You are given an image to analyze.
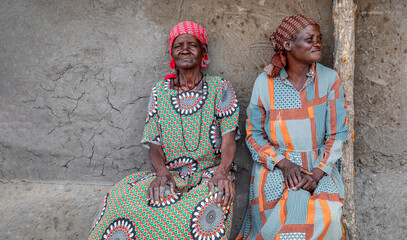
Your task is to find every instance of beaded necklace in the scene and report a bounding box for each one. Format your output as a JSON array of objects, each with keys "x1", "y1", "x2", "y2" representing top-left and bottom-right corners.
[{"x1": 176, "y1": 74, "x2": 206, "y2": 152}]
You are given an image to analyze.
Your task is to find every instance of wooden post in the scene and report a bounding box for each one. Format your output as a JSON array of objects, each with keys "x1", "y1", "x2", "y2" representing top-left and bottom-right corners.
[{"x1": 333, "y1": 0, "x2": 357, "y2": 239}]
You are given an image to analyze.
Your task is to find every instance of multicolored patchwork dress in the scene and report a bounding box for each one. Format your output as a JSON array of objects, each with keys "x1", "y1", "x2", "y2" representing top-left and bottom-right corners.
[
  {"x1": 88, "y1": 75, "x2": 239, "y2": 240},
  {"x1": 236, "y1": 63, "x2": 348, "y2": 240}
]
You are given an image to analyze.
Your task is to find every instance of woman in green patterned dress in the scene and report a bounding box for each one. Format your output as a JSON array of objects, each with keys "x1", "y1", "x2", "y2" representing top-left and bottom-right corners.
[{"x1": 88, "y1": 21, "x2": 240, "y2": 240}]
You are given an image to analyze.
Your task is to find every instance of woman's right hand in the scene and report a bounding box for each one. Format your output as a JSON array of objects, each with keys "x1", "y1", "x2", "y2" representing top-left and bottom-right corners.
[
  {"x1": 147, "y1": 170, "x2": 176, "y2": 205},
  {"x1": 276, "y1": 158, "x2": 313, "y2": 190},
  {"x1": 148, "y1": 144, "x2": 176, "y2": 204}
]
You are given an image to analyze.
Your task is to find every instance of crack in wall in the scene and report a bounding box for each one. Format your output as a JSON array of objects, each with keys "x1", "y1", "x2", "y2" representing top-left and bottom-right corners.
[
  {"x1": 112, "y1": 144, "x2": 140, "y2": 150},
  {"x1": 105, "y1": 89, "x2": 121, "y2": 113},
  {"x1": 87, "y1": 142, "x2": 95, "y2": 165},
  {"x1": 52, "y1": 64, "x2": 74, "y2": 82},
  {"x1": 127, "y1": 95, "x2": 148, "y2": 105}
]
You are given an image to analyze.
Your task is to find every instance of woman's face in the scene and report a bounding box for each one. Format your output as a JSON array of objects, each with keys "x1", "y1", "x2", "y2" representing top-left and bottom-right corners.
[
  {"x1": 287, "y1": 24, "x2": 323, "y2": 64},
  {"x1": 171, "y1": 34, "x2": 207, "y2": 70}
]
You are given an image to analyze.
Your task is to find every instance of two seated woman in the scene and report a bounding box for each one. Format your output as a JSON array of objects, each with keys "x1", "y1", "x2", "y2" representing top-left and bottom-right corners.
[{"x1": 89, "y1": 15, "x2": 348, "y2": 240}]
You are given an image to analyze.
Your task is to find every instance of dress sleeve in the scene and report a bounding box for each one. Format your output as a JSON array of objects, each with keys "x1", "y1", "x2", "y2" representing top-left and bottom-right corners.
[
  {"x1": 141, "y1": 86, "x2": 161, "y2": 149},
  {"x1": 246, "y1": 77, "x2": 286, "y2": 171},
  {"x1": 316, "y1": 72, "x2": 349, "y2": 175},
  {"x1": 215, "y1": 79, "x2": 240, "y2": 139}
]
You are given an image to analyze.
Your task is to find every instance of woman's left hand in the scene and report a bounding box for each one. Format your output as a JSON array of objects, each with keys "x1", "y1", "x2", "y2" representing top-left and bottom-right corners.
[
  {"x1": 294, "y1": 168, "x2": 326, "y2": 193},
  {"x1": 208, "y1": 171, "x2": 235, "y2": 210}
]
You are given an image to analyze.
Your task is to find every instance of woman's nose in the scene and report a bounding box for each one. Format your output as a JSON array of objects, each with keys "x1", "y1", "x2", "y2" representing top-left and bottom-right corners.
[
  {"x1": 181, "y1": 43, "x2": 189, "y2": 51},
  {"x1": 313, "y1": 39, "x2": 322, "y2": 47}
]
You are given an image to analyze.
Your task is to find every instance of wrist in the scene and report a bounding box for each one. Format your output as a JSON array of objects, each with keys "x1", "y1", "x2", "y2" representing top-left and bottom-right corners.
[
  {"x1": 275, "y1": 158, "x2": 290, "y2": 169},
  {"x1": 215, "y1": 165, "x2": 229, "y2": 176},
  {"x1": 156, "y1": 168, "x2": 170, "y2": 177},
  {"x1": 311, "y1": 168, "x2": 325, "y2": 182}
]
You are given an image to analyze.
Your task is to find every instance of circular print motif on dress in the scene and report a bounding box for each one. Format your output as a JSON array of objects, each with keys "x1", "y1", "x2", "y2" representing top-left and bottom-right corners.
[
  {"x1": 201, "y1": 167, "x2": 235, "y2": 184},
  {"x1": 91, "y1": 193, "x2": 109, "y2": 231},
  {"x1": 102, "y1": 218, "x2": 136, "y2": 240},
  {"x1": 190, "y1": 192, "x2": 230, "y2": 240},
  {"x1": 209, "y1": 120, "x2": 222, "y2": 155},
  {"x1": 127, "y1": 173, "x2": 155, "y2": 186},
  {"x1": 147, "y1": 186, "x2": 183, "y2": 208},
  {"x1": 166, "y1": 157, "x2": 198, "y2": 179},
  {"x1": 170, "y1": 81, "x2": 208, "y2": 116},
  {"x1": 215, "y1": 80, "x2": 238, "y2": 119},
  {"x1": 201, "y1": 167, "x2": 216, "y2": 184},
  {"x1": 202, "y1": 167, "x2": 216, "y2": 180},
  {"x1": 146, "y1": 86, "x2": 158, "y2": 123}
]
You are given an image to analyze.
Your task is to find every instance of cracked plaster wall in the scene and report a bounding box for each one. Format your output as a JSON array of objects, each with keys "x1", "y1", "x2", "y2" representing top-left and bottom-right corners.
[
  {"x1": 2, "y1": 0, "x2": 407, "y2": 238},
  {"x1": 0, "y1": 0, "x2": 334, "y2": 183},
  {"x1": 0, "y1": 1, "x2": 334, "y2": 236}
]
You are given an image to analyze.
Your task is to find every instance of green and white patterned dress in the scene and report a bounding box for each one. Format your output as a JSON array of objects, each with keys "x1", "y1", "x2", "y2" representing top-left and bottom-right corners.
[{"x1": 88, "y1": 75, "x2": 239, "y2": 240}]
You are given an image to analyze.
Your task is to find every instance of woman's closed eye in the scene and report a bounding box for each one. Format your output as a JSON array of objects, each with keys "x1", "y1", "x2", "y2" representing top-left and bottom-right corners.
[{"x1": 304, "y1": 36, "x2": 322, "y2": 42}]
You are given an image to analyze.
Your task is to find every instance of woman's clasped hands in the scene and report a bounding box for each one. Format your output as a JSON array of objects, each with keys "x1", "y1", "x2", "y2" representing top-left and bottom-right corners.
[{"x1": 276, "y1": 158, "x2": 325, "y2": 193}]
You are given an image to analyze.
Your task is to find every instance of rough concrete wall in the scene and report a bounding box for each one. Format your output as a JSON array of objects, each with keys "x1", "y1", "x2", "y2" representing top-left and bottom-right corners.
[
  {"x1": 3, "y1": 0, "x2": 407, "y2": 239},
  {"x1": 0, "y1": 0, "x2": 334, "y2": 238},
  {"x1": 354, "y1": 0, "x2": 407, "y2": 239},
  {"x1": 0, "y1": 0, "x2": 334, "y2": 183},
  {"x1": 0, "y1": 0, "x2": 329, "y2": 239}
]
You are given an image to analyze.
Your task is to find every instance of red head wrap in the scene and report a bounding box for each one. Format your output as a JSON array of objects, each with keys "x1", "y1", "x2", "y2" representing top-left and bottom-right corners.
[
  {"x1": 165, "y1": 21, "x2": 208, "y2": 79},
  {"x1": 265, "y1": 14, "x2": 318, "y2": 77}
]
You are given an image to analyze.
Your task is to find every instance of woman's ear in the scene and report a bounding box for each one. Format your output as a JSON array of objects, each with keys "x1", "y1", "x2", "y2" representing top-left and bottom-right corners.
[
  {"x1": 202, "y1": 44, "x2": 208, "y2": 56},
  {"x1": 283, "y1": 40, "x2": 292, "y2": 51}
]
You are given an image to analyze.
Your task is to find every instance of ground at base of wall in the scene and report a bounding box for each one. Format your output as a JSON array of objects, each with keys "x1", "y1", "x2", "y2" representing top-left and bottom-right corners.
[
  {"x1": 0, "y1": 180, "x2": 112, "y2": 240},
  {"x1": 0, "y1": 179, "x2": 248, "y2": 240}
]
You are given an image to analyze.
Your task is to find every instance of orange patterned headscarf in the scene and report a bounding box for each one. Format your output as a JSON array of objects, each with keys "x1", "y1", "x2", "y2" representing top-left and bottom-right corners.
[
  {"x1": 165, "y1": 21, "x2": 209, "y2": 80},
  {"x1": 264, "y1": 14, "x2": 318, "y2": 77}
]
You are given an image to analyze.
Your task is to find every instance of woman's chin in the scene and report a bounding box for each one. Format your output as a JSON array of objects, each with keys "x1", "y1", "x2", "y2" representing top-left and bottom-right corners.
[
  {"x1": 311, "y1": 52, "x2": 322, "y2": 62},
  {"x1": 177, "y1": 63, "x2": 199, "y2": 70}
]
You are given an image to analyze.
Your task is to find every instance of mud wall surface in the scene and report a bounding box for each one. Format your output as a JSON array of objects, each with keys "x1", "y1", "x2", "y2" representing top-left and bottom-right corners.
[
  {"x1": 0, "y1": 0, "x2": 334, "y2": 183},
  {"x1": 354, "y1": 0, "x2": 407, "y2": 239},
  {"x1": 0, "y1": 0, "x2": 334, "y2": 237},
  {"x1": 1, "y1": 0, "x2": 406, "y2": 239}
]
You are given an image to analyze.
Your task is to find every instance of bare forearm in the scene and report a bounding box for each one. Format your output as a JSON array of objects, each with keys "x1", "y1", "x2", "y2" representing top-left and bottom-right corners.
[
  {"x1": 218, "y1": 131, "x2": 236, "y2": 174},
  {"x1": 208, "y1": 130, "x2": 237, "y2": 209},
  {"x1": 148, "y1": 144, "x2": 176, "y2": 203},
  {"x1": 149, "y1": 144, "x2": 169, "y2": 175}
]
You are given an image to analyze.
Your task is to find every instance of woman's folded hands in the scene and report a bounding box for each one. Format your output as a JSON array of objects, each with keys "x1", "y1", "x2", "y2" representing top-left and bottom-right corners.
[{"x1": 276, "y1": 158, "x2": 325, "y2": 193}]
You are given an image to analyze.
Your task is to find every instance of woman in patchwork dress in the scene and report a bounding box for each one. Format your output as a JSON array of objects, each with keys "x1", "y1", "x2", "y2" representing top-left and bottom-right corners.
[
  {"x1": 89, "y1": 21, "x2": 239, "y2": 240},
  {"x1": 236, "y1": 14, "x2": 348, "y2": 240}
]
